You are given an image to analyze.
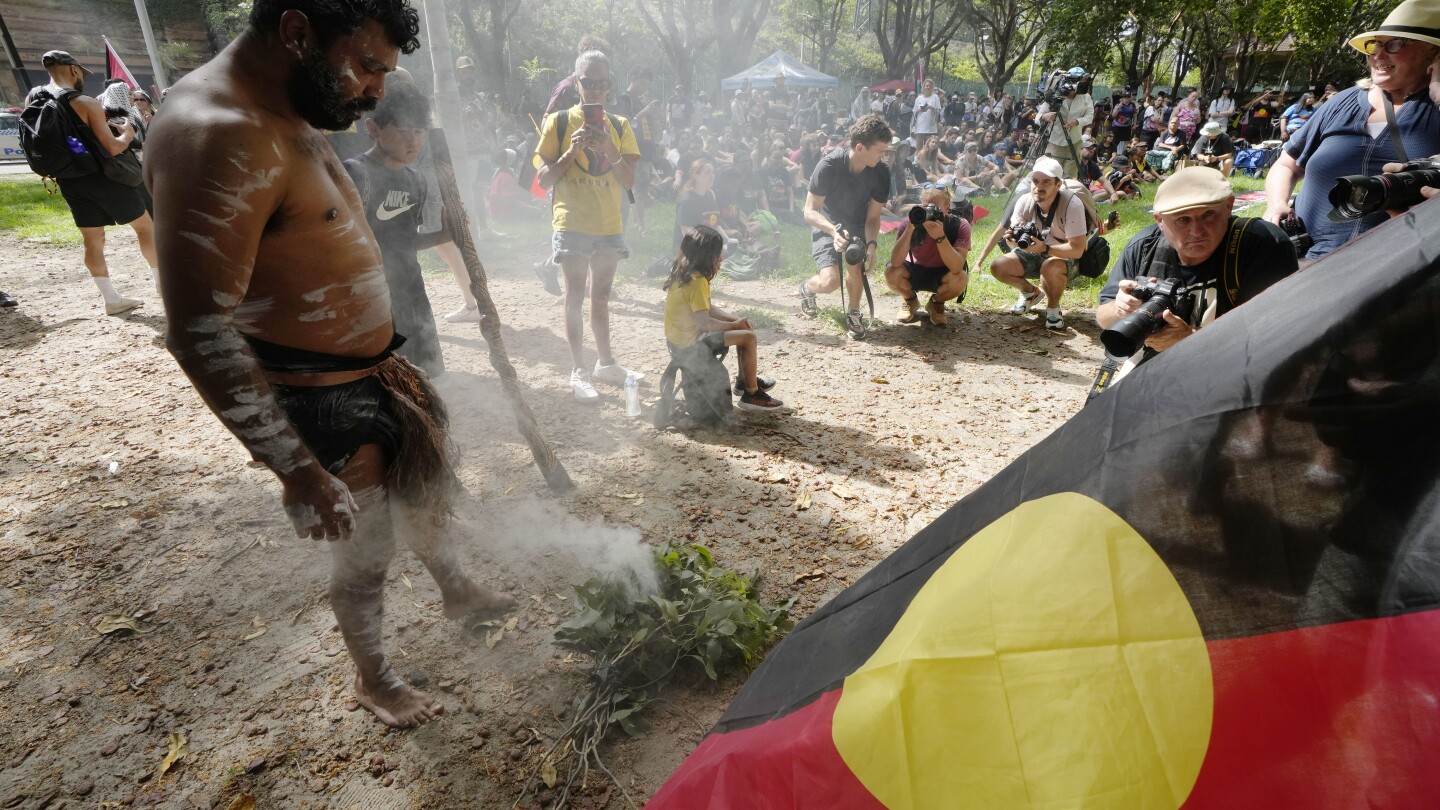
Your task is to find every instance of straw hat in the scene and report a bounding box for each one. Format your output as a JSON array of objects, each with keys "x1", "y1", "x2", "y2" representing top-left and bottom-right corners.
[{"x1": 1349, "y1": 0, "x2": 1440, "y2": 51}]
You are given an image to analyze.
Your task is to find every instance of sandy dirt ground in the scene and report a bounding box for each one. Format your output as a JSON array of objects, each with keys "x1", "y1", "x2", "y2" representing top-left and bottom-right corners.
[{"x1": 0, "y1": 225, "x2": 1104, "y2": 809}]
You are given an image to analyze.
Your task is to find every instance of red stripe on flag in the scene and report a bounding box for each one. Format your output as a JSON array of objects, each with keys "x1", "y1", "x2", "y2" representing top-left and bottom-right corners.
[
  {"x1": 649, "y1": 689, "x2": 883, "y2": 809},
  {"x1": 106, "y1": 40, "x2": 139, "y2": 90},
  {"x1": 1186, "y1": 609, "x2": 1440, "y2": 808}
]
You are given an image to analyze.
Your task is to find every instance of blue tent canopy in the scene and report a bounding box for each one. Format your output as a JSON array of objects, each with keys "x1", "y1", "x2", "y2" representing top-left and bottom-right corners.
[{"x1": 720, "y1": 50, "x2": 838, "y2": 91}]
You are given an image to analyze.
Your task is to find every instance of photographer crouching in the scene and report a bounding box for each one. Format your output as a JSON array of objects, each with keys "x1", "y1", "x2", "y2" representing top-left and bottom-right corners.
[
  {"x1": 990, "y1": 158, "x2": 1087, "y2": 331},
  {"x1": 885, "y1": 185, "x2": 970, "y2": 326},
  {"x1": 1096, "y1": 168, "x2": 1298, "y2": 359}
]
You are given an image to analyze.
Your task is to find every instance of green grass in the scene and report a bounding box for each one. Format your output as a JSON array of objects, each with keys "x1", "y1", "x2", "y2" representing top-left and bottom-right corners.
[{"x1": 0, "y1": 176, "x2": 84, "y2": 246}]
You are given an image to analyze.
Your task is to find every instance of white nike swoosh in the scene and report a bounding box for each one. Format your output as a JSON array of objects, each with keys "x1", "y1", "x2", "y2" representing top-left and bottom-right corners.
[{"x1": 376, "y1": 202, "x2": 416, "y2": 221}]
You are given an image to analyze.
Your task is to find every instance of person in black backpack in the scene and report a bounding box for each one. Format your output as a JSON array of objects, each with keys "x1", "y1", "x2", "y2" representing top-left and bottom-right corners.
[{"x1": 25, "y1": 50, "x2": 154, "y2": 315}]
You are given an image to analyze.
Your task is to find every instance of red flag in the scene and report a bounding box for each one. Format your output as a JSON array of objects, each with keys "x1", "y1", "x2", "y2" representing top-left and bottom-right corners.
[{"x1": 104, "y1": 37, "x2": 139, "y2": 90}]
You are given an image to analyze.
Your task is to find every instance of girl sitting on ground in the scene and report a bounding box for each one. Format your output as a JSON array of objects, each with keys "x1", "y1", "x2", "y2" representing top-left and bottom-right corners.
[{"x1": 663, "y1": 225, "x2": 784, "y2": 413}]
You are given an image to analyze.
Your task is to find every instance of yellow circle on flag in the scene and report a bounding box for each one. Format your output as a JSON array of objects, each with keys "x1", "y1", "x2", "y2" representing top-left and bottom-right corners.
[{"x1": 832, "y1": 492, "x2": 1212, "y2": 809}]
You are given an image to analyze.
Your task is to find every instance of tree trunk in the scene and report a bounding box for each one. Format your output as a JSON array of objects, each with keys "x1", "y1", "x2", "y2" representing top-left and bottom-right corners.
[{"x1": 712, "y1": 0, "x2": 771, "y2": 88}]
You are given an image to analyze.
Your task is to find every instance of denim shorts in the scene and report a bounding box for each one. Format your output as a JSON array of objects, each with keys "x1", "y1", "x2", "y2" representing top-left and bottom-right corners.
[{"x1": 552, "y1": 230, "x2": 630, "y2": 261}]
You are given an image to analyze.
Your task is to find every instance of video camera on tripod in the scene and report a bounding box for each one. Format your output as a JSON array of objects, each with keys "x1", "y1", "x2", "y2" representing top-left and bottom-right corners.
[{"x1": 1037, "y1": 67, "x2": 1093, "y2": 108}]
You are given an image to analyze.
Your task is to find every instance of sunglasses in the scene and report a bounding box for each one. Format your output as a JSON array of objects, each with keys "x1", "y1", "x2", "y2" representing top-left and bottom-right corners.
[
  {"x1": 1359, "y1": 37, "x2": 1411, "y2": 55},
  {"x1": 577, "y1": 76, "x2": 612, "y2": 90}
]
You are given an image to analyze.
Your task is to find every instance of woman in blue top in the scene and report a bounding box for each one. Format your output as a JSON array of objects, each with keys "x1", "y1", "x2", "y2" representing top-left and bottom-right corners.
[
  {"x1": 1264, "y1": 0, "x2": 1440, "y2": 260},
  {"x1": 1278, "y1": 93, "x2": 1316, "y2": 140}
]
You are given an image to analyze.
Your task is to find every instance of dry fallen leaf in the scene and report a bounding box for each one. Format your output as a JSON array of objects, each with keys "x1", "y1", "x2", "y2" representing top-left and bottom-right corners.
[
  {"x1": 766, "y1": 471, "x2": 789, "y2": 483},
  {"x1": 1022, "y1": 347, "x2": 1050, "y2": 356},
  {"x1": 503, "y1": 485, "x2": 517, "y2": 495},
  {"x1": 870, "y1": 377, "x2": 889, "y2": 384},
  {"x1": 831, "y1": 484, "x2": 857, "y2": 501},
  {"x1": 792, "y1": 569, "x2": 827, "y2": 585},
  {"x1": 793, "y1": 490, "x2": 812, "y2": 511},
  {"x1": 503, "y1": 616, "x2": 519, "y2": 633},
  {"x1": 485, "y1": 627, "x2": 504, "y2": 650},
  {"x1": 851, "y1": 535, "x2": 873, "y2": 549},
  {"x1": 242, "y1": 616, "x2": 267, "y2": 642},
  {"x1": 156, "y1": 731, "x2": 188, "y2": 785},
  {"x1": 224, "y1": 796, "x2": 256, "y2": 810},
  {"x1": 401, "y1": 573, "x2": 414, "y2": 592},
  {"x1": 95, "y1": 614, "x2": 155, "y2": 637},
  {"x1": 101, "y1": 498, "x2": 131, "y2": 509},
  {"x1": 540, "y1": 759, "x2": 558, "y2": 788}
]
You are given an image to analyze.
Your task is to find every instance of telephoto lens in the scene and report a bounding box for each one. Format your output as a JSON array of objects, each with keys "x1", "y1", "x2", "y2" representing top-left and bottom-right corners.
[
  {"x1": 1099, "y1": 278, "x2": 1192, "y2": 357},
  {"x1": 1328, "y1": 160, "x2": 1440, "y2": 221}
]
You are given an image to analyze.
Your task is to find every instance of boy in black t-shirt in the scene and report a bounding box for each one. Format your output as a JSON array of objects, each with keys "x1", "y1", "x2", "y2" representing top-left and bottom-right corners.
[
  {"x1": 343, "y1": 82, "x2": 455, "y2": 378},
  {"x1": 797, "y1": 114, "x2": 893, "y2": 339}
]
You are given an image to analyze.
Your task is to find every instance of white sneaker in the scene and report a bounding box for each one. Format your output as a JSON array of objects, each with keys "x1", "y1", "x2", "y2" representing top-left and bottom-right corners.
[
  {"x1": 1045, "y1": 310, "x2": 1066, "y2": 330},
  {"x1": 570, "y1": 368, "x2": 600, "y2": 403},
  {"x1": 444, "y1": 304, "x2": 480, "y2": 324},
  {"x1": 1009, "y1": 287, "x2": 1042, "y2": 316},
  {"x1": 105, "y1": 298, "x2": 143, "y2": 316},
  {"x1": 593, "y1": 360, "x2": 643, "y2": 387}
]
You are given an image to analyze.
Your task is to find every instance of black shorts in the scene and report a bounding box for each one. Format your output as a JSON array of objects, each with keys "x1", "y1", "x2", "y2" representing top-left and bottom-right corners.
[
  {"x1": 902, "y1": 260, "x2": 952, "y2": 293},
  {"x1": 56, "y1": 171, "x2": 147, "y2": 228},
  {"x1": 272, "y1": 375, "x2": 404, "y2": 475}
]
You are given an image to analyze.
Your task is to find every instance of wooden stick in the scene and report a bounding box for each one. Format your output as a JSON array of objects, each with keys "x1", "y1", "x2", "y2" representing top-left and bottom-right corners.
[{"x1": 429, "y1": 131, "x2": 572, "y2": 492}]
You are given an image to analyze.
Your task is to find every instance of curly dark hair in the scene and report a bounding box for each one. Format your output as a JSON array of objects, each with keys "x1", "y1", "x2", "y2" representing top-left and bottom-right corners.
[
  {"x1": 847, "y1": 113, "x2": 892, "y2": 149},
  {"x1": 250, "y1": 0, "x2": 422, "y2": 54},
  {"x1": 370, "y1": 79, "x2": 430, "y2": 128}
]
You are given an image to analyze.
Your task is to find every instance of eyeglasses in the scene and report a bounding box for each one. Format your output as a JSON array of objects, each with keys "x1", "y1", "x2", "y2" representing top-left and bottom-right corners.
[
  {"x1": 577, "y1": 76, "x2": 612, "y2": 90},
  {"x1": 1359, "y1": 37, "x2": 1411, "y2": 55}
]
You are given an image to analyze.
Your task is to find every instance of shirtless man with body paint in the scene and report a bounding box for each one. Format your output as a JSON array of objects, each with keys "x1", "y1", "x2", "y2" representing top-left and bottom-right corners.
[{"x1": 145, "y1": 0, "x2": 514, "y2": 729}]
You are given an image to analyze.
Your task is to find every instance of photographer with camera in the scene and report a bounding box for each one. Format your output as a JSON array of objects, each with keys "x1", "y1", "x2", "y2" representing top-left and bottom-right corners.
[
  {"x1": 1036, "y1": 68, "x2": 1094, "y2": 179},
  {"x1": 989, "y1": 158, "x2": 1087, "y2": 331},
  {"x1": 1097, "y1": 168, "x2": 1297, "y2": 357},
  {"x1": 1263, "y1": 0, "x2": 1440, "y2": 260},
  {"x1": 798, "y1": 114, "x2": 893, "y2": 340},
  {"x1": 885, "y1": 185, "x2": 971, "y2": 326}
]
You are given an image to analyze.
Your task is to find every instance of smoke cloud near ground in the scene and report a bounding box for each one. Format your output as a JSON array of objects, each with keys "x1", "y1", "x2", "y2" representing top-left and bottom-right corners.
[{"x1": 460, "y1": 494, "x2": 661, "y2": 600}]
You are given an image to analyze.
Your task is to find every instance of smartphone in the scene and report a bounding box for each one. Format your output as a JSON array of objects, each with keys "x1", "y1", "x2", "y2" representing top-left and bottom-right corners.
[{"x1": 582, "y1": 103, "x2": 605, "y2": 129}]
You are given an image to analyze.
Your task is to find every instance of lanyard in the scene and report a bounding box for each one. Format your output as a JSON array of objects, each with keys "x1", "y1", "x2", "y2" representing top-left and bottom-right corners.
[{"x1": 1382, "y1": 93, "x2": 1410, "y2": 163}]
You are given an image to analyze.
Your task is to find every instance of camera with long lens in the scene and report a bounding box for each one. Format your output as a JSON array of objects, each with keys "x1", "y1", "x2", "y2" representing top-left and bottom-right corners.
[
  {"x1": 1327, "y1": 159, "x2": 1440, "y2": 221},
  {"x1": 1010, "y1": 222, "x2": 1045, "y2": 251},
  {"x1": 838, "y1": 230, "x2": 867, "y2": 266},
  {"x1": 1100, "y1": 277, "x2": 1198, "y2": 357},
  {"x1": 1278, "y1": 215, "x2": 1313, "y2": 258},
  {"x1": 908, "y1": 203, "x2": 945, "y2": 244}
]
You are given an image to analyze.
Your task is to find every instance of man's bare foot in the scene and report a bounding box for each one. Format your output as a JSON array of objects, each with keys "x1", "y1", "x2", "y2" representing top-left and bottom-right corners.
[
  {"x1": 442, "y1": 580, "x2": 518, "y2": 622},
  {"x1": 354, "y1": 674, "x2": 444, "y2": 729}
]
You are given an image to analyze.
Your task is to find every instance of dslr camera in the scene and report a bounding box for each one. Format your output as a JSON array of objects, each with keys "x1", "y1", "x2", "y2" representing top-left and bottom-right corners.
[
  {"x1": 1100, "y1": 277, "x2": 1198, "y2": 357},
  {"x1": 907, "y1": 203, "x2": 946, "y2": 244},
  {"x1": 1327, "y1": 159, "x2": 1440, "y2": 220},
  {"x1": 1010, "y1": 222, "x2": 1046, "y2": 251},
  {"x1": 837, "y1": 229, "x2": 868, "y2": 266},
  {"x1": 1278, "y1": 215, "x2": 1313, "y2": 258}
]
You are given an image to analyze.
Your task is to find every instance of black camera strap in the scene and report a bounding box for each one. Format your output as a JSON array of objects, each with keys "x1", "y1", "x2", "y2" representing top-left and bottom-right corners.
[{"x1": 1382, "y1": 93, "x2": 1410, "y2": 163}]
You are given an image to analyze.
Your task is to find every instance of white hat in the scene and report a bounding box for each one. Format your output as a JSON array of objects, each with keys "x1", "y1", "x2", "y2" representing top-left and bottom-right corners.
[
  {"x1": 1200, "y1": 121, "x2": 1224, "y2": 137},
  {"x1": 1350, "y1": 0, "x2": 1440, "y2": 51},
  {"x1": 1031, "y1": 156, "x2": 1064, "y2": 180},
  {"x1": 1081, "y1": 135, "x2": 1096, "y2": 148}
]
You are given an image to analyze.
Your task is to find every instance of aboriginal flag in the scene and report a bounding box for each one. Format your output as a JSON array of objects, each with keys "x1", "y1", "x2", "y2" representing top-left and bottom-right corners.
[
  {"x1": 652, "y1": 202, "x2": 1440, "y2": 809},
  {"x1": 103, "y1": 37, "x2": 138, "y2": 90}
]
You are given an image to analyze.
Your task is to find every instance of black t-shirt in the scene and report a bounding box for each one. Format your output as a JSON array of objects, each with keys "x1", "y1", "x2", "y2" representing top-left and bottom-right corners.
[
  {"x1": 1098, "y1": 217, "x2": 1298, "y2": 319},
  {"x1": 674, "y1": 189, "x2": 721, "y2": 250},
  {"x1": 808, "y1": 147, "x2": 890, "y2": 234},
  {"x1": 1080, "y1": 156, "x2": 1104, "y2": 184},
  {"x1": 1192, "y1": 133, "x2": 1234, "y2": 157}
]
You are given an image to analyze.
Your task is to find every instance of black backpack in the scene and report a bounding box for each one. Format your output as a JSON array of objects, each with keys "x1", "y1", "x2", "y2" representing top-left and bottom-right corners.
[
  {"x1": 655, "y1": 340, "x2": 732, "y2": 429},
  {"x1": 19, "y1": 87, "x2": 100, "y2": 180}
]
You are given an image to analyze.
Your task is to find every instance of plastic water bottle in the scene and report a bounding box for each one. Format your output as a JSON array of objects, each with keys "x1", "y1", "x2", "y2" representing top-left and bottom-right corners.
[{"x1": 624, "y1": 373, "x2": 641, "y2": 417}]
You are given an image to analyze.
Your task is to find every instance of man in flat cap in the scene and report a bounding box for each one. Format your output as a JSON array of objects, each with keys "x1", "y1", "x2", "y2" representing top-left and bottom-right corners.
[
  {"x1": 29, "y1": 49, "x2": 155, "y2": 315},
  {"x1": 1097, "y1": 167, "x2": 1298, "y2": 353}
]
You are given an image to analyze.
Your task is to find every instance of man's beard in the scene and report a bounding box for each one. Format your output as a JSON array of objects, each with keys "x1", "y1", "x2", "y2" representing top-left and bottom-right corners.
[{"x1": 288, "y1": 50, "x2": 376, "y2": 131}]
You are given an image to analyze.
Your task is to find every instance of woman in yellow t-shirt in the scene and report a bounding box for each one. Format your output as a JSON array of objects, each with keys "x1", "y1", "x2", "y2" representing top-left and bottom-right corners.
[{"x1": 663, "y1": 226, "x2": 785, "y2": 412}]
